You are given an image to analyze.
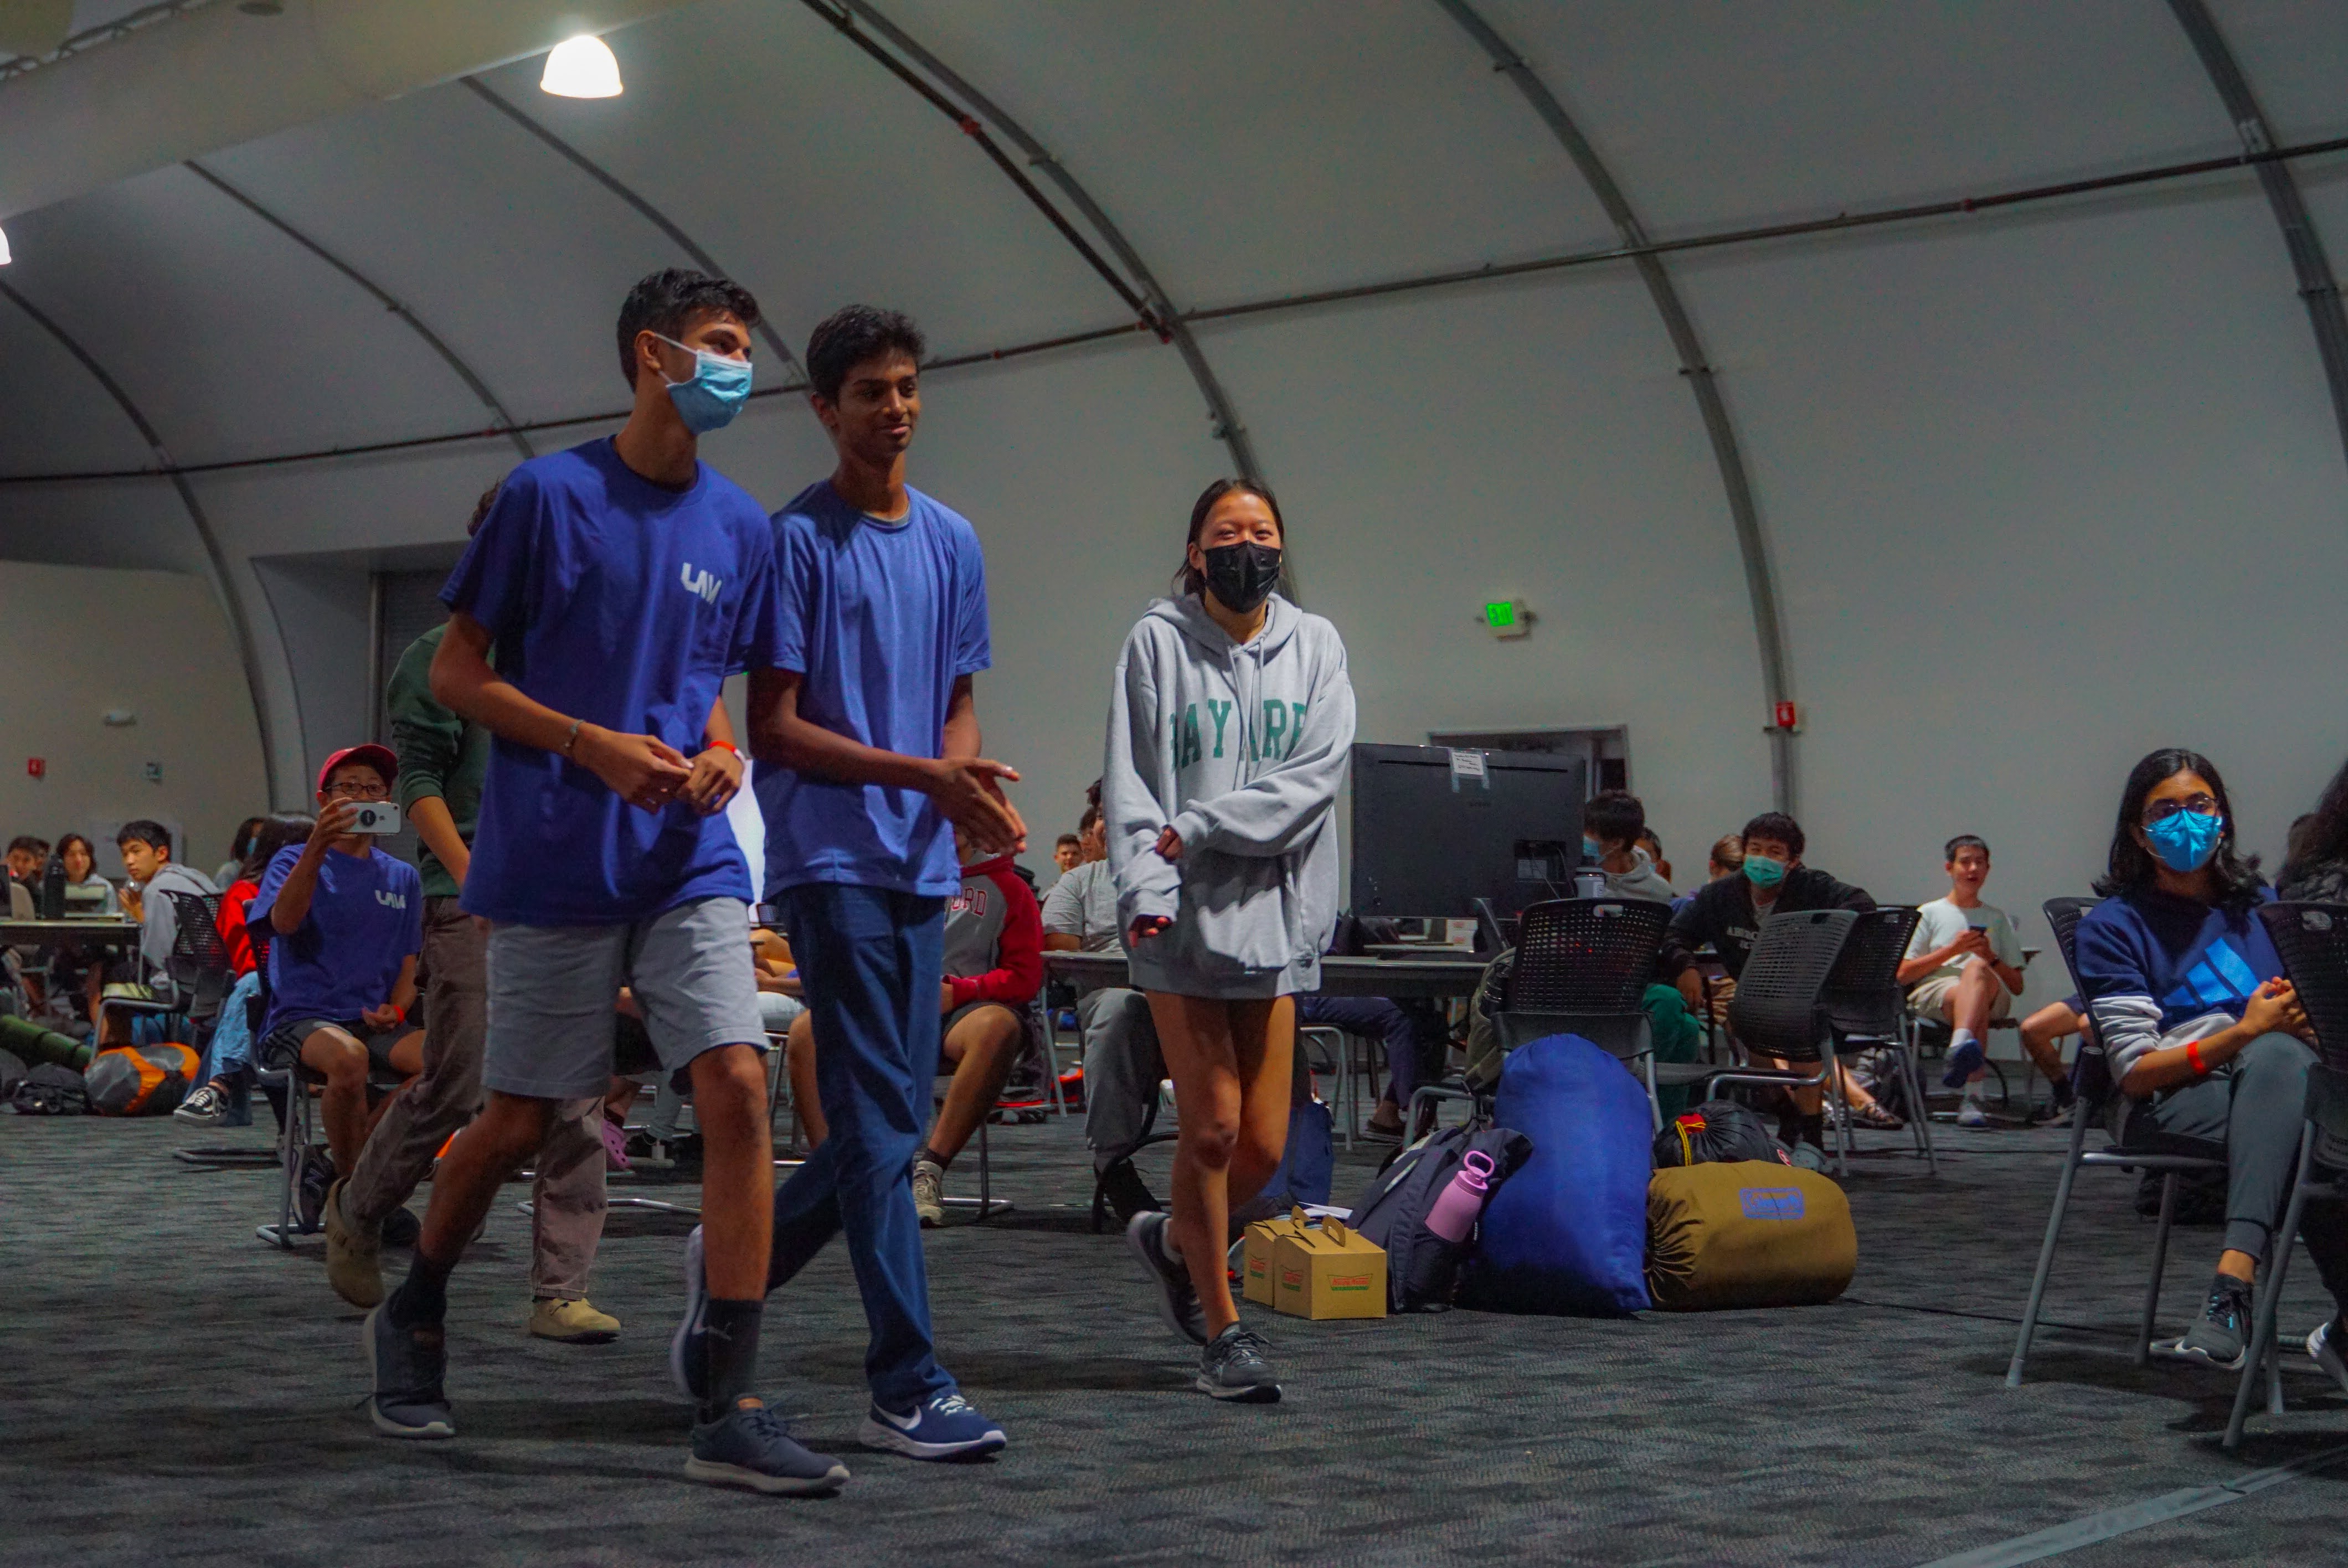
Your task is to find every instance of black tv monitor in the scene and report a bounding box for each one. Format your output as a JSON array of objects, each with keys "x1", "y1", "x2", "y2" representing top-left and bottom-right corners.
[{"x1": 1348, "y1": 744, "x2": 1588, "y2": 922}]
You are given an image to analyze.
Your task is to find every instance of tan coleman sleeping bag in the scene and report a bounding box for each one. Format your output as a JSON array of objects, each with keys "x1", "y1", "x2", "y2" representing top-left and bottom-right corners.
[{"x1": 1646, "y1": 1160, "x2": 1856, "y2": 1311}]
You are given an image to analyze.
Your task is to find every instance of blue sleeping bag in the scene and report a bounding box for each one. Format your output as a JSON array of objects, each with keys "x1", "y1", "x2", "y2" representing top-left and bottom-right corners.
[
  {"x1": 1463, "y1": 1033, "x2": 1654, "y2": 1316},
  {"x1": 1232, "y1": 1100, "x2": 1336, "y2": 1224}
]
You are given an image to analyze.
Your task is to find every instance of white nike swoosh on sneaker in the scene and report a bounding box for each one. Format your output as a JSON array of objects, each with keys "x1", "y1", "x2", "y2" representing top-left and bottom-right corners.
[{"x1": 873, "y1": 1404, "x2": 923, "y2": 1432}]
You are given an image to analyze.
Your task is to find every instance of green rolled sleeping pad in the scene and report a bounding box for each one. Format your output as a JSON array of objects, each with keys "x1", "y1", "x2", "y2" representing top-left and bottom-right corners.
[{"x1": 0, "y1": 1014, "x2": 94, "y2": 1071}]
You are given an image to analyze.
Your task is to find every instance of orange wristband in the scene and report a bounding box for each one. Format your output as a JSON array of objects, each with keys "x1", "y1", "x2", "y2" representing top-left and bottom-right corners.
[{"x1": 2185, "y1": 1039, "x2": 2207, "y2": 1076}]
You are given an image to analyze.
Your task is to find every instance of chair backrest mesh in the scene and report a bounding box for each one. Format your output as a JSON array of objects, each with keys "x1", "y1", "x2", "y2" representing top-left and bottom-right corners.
[
  {"x1": 163, "y1": 890, "x2": 230, "y2": 1017},
  {"x1": 1725, "y1": 908, "x2": 1856, "y2": 1062},
  {"x1": 2043, "y1": 896, "x2": 2102, "y2": 1000},
  {"x1": 2259, "y1": 902, "x2": 2348, "y2": 1075},
  {"x1": 1819, "y1": 905, "x2": 1922, "y2": 1038},
  {"x1": 1503, "y1": 896, "x2": 1671, "y2": 1014}
]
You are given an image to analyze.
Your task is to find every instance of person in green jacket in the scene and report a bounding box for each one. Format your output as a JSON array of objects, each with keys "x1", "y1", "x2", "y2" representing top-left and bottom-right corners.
[{"x1": 325, "y1": 489, "x2": 624, "y2": 1345}]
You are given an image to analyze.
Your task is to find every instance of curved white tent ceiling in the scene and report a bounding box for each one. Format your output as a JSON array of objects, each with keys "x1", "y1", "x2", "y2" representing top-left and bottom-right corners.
[{"x1": 4, "y1": 0, "x2": 2347, "y2": 929}]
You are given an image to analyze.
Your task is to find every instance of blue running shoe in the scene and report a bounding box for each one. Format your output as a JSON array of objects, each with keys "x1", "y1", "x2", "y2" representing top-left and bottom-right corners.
[
  {"x1": 859, "y1": 1391, "x2": 1007, "y2": 1460},
  {"x1": 687, "y1": 1399, "x2": 849, "y2": 1496},
  {"x1": 670, "y1": 1224, "x2": 708, "y2": 1404},
  {"x1": 362, "y1": 1303, "x2": 455, "y2": 1439},
  {"x1": 1940, "y1": 1037, "x2": 1985, "y2": 1089}
]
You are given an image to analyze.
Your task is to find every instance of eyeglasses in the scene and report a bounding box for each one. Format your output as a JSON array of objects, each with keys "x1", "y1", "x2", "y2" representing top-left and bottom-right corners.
[
  {"x1": 2142, "y1": 795, "x2": 2220, "y2": 826},
  {"x1": 326, "y1": 782, "x2": 390, "y2": 801}
]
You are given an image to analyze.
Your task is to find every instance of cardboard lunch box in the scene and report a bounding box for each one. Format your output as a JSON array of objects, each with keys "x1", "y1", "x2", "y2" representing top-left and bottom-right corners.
[
  {"x1": 1271, "y1": 1216, "x2": 1388, "y2": 1321},
  {"x1": 1242, "y1": 1208, "x2": 1316, "y2": 1306}
]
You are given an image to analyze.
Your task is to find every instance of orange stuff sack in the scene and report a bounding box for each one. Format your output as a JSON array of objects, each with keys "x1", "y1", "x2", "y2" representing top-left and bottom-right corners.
[{"x1": 84, "y1": 1043, "x2": 200, "y2": 1116}]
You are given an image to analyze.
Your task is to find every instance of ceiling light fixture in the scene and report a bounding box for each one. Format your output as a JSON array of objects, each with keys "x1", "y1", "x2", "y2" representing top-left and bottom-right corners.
[{"x1": 540, "y1": 35, "x2": 621, "y2": 98}]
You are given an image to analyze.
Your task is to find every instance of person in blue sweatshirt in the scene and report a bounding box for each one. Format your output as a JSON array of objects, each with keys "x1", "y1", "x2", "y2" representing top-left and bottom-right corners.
[{"x1": 2074, "y1": 746, "x2": 2348, "y2": 1381}]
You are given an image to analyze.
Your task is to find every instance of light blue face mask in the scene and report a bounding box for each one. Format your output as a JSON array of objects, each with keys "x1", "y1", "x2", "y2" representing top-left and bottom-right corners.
[
  {"x1": 653, "y1": 332, "x2": 752, "y2": 434},
  {"x1": 1582, "y1": 835, "x2": 1602, "y2": 862},
  {"x1": 1743, "y1": 854, "x2": 1788, "y2": 889},
  {"x1": 2145, "y1": 809, "x2": 2225, "y2": 874}
]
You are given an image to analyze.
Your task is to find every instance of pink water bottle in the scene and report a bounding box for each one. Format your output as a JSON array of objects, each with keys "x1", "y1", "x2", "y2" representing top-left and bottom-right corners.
[{"x1": 1424, "y1": 1150, "x2": 1497, "y2": 1242}]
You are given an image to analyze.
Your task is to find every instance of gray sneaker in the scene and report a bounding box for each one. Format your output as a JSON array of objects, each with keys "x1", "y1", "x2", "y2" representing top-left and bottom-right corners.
[
  {"x1": 1125, "y1": 1210, "x2": 1206, "y2": 1345},
  {"x1": 173, "y1": 1083, "x2": 228, "y2": 1126},
  {"x1": 362, "y1": 1303, "x2": 455, "y2": 1438},
  {"x1": 2308, "y1": 1316, "x2": 2348, "y2": 1395},
  {"x1": 2170, "y1": 1275, "x2": 2251, "y2": 1370},
  {"x1": 1196, "y1": 1325, "x2": 1281, "y2": 1403}
]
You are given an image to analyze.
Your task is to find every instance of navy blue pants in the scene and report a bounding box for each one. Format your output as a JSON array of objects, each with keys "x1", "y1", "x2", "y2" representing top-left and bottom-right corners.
[
  {"x1": 768, "y1": 883, "x2": 955, "y2": 1413},
  {"x1": 1297, "y1": 995, "x2": 1439, "y2": 1101}
]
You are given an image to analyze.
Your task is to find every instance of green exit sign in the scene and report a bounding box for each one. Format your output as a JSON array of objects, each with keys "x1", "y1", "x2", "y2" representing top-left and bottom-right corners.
[{"x1": 1482, "y1": 600, "x2": 1530, "y2": 639}]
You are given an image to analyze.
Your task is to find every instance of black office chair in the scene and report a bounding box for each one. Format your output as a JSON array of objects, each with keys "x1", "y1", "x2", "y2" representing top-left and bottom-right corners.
[
  {"x1": 2005, "y1": 898, "x2": 2240, "y2": 1389},
  {"x1": 1704, "y1": 908, "x2": 1858, "y2": 1175},
  {"x1": 1819, "y1": 906, "x2": 1934, "y2": 1172},
  {"x1": 101, "y1": 890, "x2": 230, "y2": 1044},
  {"x1": 2223, "y1": 901, "x2": 2348, "y2": 1448},
  {"x1": 1494, "y1": 896, "x2": 1671, "y2": 1127}
]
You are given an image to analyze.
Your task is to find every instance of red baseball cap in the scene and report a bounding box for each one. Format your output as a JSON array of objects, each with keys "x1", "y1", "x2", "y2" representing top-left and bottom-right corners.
[{"x1": 317, "y1": 744, "x2": 399, "y2": 796}]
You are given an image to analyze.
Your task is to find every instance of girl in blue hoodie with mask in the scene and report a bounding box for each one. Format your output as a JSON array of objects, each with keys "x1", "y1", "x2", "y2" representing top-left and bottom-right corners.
[
  {"x1": 2074, "y1": 747, "x2": 2348, "y2": 1381},
  {"x1": 1105, "y1": 478, "x2": 1356, "y2": 1403}
]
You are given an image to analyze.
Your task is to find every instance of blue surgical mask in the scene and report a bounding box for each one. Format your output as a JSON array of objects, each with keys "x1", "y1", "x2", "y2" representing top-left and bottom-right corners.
[
  {"x1": 1582, "y1": 835, "x2": 1602, "y2": 862},
  {"x1": 1743, "y1": 854, "x2": 1788, "y2": 889},
  {"x1": 2145, "y1": 810, "x2": 2225, "y2": 874},
  {"x1": 653, "y1": 333, "x2": 752, "y2": 434}
]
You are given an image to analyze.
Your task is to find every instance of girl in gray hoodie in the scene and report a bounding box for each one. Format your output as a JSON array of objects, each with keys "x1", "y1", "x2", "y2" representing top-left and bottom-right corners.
[{"x1": 1104, "y1": 478, "x2": 1355, "y2": 1402}]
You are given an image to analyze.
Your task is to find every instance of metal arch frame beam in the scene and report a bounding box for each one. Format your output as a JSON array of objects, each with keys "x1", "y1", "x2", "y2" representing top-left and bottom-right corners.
[
  {"x1": 459, "y1": 76, "x2": 809, "y2": 384},
  {"x1": 1430, "y1": 0, "x2": 1796, "y2": 811},
  {"x1": 828, "y1": 0, "x2": 1265, "y2": 485},
  {"x1": 0, "y1": 278, "x2": 287, "y2": 804},
  {"x1": 2166, "y1": 0, "x2": 2348, "y2": 473},
  {"x1": 183, "y1": 161, "x2": 534, "y2": 460}
]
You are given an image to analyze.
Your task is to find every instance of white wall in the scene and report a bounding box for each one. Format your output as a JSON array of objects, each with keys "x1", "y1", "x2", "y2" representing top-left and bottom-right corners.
[{"x1": 0, "y1": 561, "x2": 269, "y2": 878}]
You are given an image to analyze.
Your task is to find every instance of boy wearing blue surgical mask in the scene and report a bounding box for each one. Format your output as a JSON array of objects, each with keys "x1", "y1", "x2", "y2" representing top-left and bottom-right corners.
[
  {"x1": 1582, "y1": 789, "x2": 1676, "y2": 904},
  {"x1": 1659, "y1": 811, "x2": 1875, "y2": 1149},
  {"x1": 372, "y1": 270, "x2": 845, "y2": 1497}
]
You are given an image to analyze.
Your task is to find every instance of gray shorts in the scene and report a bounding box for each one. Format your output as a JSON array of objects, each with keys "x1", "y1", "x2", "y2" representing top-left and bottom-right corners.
[{"x1": 483, "y1": 896, "x2": 769, "y2": 1101}]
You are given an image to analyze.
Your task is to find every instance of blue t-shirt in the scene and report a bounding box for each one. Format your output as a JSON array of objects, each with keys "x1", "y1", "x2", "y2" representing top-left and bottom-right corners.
[
  {"x1": 249, "y1": 844, "x2": 423, "y2": 1034},
  {"x1": 756, "y1": 481, "x2": 991, "y2": 898},
  {"x1": 441, "y1": 438, "x2": 774, "y2": 925},
  {"x1": 2073, "y1": 885, "x2": 2282, "y2": 1033}
]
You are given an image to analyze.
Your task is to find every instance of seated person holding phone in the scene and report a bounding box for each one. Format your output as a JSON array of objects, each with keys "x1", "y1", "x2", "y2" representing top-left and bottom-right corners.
[
  {"x1": 1901, "y1": 834, "x2": 2030, "y2": 1128},
  {"x1": 251, "y1": 746, "x2": 426, "y2": 1185}
]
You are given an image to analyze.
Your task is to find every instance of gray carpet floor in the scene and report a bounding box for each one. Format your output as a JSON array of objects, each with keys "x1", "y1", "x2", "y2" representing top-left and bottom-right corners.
[{"x1": 6, "y1": 1105, "x2": 2348, "y2": 1567}]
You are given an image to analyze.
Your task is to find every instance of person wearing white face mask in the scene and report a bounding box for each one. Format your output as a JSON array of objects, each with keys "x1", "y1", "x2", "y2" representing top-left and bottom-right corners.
[{"x1": 1658, "y1": 810, "x2": 1875, "y2": 1152}]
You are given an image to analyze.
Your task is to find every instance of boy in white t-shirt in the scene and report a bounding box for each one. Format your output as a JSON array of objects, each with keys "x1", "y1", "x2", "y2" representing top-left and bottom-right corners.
[{"x1": 1898, "y1": 834, "x2": 2027, "y2": 1127}]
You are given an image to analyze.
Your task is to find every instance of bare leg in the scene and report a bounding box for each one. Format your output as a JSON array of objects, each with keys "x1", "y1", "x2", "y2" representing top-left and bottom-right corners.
[
  {"x1": 689, "y1": 1043, "x2": 773, "y2": 1299},
  {"x1": 926, "y1": 1006, "x2": 1023, "y2": 1164},
  {"x1": 785, "y1": 1010, "x2": 825, "y2": 1148},
  {"x1": 415, "y1": 1091, "x2": 557, "y2": 1266},
  {"x1": 1223, "y1": 998, "x2": 1294, "y2": 1214},
  {"x1": 362, "y1": 1029, "x2": 429, "y2": 1140},
  {"x1": 300, "y1": 1027, "x2": 373, "y2": 1175},
  {"x1": 1149, "y1": 993, "x2": 1245, "y2": 1339},
  {"x1": 1950, "y1": 959, "x2": 2005, "y2": 1082},
  {"x1": 2019, "y1": 1002, "x2": 2079, "y2": 1089}
]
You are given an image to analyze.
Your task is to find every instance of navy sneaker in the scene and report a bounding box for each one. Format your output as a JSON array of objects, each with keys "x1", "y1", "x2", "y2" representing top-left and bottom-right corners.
[
  {"x1": 1940, "y1": 1037, "x2": 1985, "y2": 1089},
  {"x1": 686, "y1": 1398, "x2": 849, "y2": 1495},
  {"x1": 362, "y1": 1303, "x2": 455, "y2": 1438},
  {"x1": 1126, "y1": 1210, "x2": 1207, "y2": 1345},
  {"x1": 2169, "y1": 1274, "x2": 2252, "y2": 1370},
  {"x1": 2308, "y1": 1316, "x2": 2348, "y2": 1395},
  {"x1": 670, "y1": 1224, "x2": 709, "y2": 1404},
  {"x1": 859, "y1": 1391, "x2": 1007, "y2": 1460},
  {"x1": 1197, "y1": 1324, "x2": 1281, "y2": 1403}
]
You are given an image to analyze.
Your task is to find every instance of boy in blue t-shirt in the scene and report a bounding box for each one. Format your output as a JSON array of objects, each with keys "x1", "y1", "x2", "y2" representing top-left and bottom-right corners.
[
  {"x1": 249, "y1": 745, "x2": 425, "y2": 1186},
  {"x1": 684, "y1": 305, "x2": 1022, "y2": 1462},
  {"x1": 368, "y1": 270, "x2": 848, "y2": 1498}
]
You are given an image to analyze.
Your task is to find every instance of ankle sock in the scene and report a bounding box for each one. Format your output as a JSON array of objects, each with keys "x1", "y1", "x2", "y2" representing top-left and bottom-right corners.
[
  {"x1": 387, "y1": 1247, "x2": 453, "y2": 1329},
  {"x1": 699, "y1": 1297, "x2": 764, "y2": 1423},
  {"x1": 918, "y1": 1147, "x2": 949, "y2": 1173}
]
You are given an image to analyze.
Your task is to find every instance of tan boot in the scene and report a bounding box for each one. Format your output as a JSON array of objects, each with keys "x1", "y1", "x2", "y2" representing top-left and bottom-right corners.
[
  {"x1": 323, "y1": 1177, "x2": 384, "y2": 1308},
  {"x1": 530, "y1": 1297, "x2": 621, "y2": 1343}
]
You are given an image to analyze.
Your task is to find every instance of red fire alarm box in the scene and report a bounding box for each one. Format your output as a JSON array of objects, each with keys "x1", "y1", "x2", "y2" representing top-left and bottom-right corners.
[
  {"x1": 25, "y1": 758, "x2": 43, "y2": 779},
  {"x1": 1773, "y1": 702, "x2": 1799, "y2": 731}
]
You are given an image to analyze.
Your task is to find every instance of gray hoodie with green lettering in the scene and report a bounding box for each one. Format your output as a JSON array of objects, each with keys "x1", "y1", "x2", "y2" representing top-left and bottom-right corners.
[{"x1": 1104, "y1": 592, "x2": 1356, "y2": 998}]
